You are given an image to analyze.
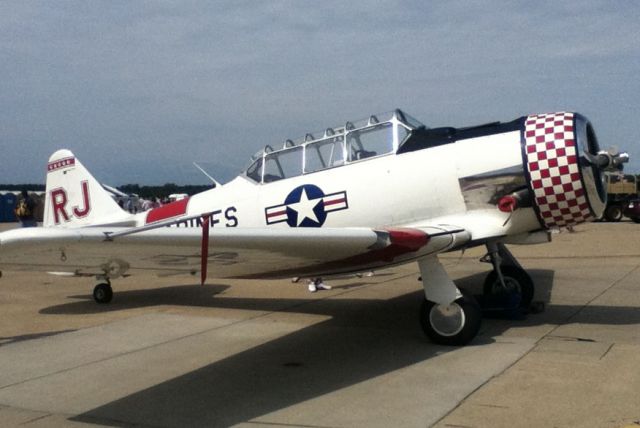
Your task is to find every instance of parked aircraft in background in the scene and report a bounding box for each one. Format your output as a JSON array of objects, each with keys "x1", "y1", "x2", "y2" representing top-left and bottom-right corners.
[{"x1": 0, "y1": 109, "x2": 628, "y2": 345}]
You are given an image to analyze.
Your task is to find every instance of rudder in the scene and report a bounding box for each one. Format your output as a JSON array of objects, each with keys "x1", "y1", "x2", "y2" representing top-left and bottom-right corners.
[{"x1": 44, "y1": 149, "x2": 135, "y2": 228}]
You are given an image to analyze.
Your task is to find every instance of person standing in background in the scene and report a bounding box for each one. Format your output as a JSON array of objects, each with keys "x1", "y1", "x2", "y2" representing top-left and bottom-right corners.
[{"x1": 14, "y1": 190, "x2": 37, "y2": 227}]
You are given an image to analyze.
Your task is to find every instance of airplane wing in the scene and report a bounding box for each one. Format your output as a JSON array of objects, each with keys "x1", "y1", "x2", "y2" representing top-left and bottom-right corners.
[{"x1": 0, "y1": 225, "x2": 469, "y2": 280}]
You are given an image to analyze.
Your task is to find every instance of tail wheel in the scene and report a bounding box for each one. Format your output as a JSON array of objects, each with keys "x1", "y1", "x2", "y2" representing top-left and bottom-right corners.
[
  {"x1": 420, "y1": 290, "x2": 482, "y2": 346},
  {"x1": 483, "y1": 266, "x2": 534, "y2": 309},
  {"x1": 93, "y1": 283, "x2": 113, "y2": 304},
  {"x1": 604, "y1": 205, "x2": 623, "y2": 222}
]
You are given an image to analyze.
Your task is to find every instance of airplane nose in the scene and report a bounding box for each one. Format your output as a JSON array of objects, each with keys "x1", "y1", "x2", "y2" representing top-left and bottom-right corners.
[{"x1": 521, "y1": 112, "x2": 628, "y2": 229}]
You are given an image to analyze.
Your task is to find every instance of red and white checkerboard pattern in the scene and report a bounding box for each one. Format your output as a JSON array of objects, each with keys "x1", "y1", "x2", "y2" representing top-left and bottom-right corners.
[{"x1": 524, "y1": 112, "x2": 593, "y2": 228}]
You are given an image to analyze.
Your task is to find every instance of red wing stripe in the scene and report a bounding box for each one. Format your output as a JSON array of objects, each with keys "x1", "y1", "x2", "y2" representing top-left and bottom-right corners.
[
  {"x1": 146, "y1": 198, "x2": 190, "y2": 224},
  {"x1": 241, "y1": 228, "x2": 431, "y2": 279}
]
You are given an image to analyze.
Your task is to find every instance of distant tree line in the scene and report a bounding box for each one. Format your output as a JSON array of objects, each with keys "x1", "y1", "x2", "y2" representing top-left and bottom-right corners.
[
  {"x1": 0, "y1": 184, "x2": 45, "y2": 192},
  {"x1": 1, "y1": 183, "x2": 213, "y2": 199},
  {"x1": 114, "y1": 183, "x2": 213, "y2": 199}
]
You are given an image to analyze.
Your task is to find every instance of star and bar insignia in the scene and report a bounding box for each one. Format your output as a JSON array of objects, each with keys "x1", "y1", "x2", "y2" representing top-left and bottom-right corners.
[{"x1": 265, "y1": 184, "x2": 348, "y2": 227}]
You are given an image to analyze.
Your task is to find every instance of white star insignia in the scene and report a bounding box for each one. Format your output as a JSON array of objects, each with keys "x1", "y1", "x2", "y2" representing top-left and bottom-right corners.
[{"x1": 288, "y1": 188, "x2": 321, "y2": 226}]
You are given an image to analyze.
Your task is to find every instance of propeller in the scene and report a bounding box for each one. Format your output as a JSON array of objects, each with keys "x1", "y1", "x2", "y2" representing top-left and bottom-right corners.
[{"x1": 583, "y1": 147, "x2": 629, "y2": 171}]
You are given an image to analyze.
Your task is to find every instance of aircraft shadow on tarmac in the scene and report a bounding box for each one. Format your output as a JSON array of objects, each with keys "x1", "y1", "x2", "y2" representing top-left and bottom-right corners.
[
  {"x1": 66, "y1": 287, "x2": 472, "y2": 427},
  {"x1": 0, "y1": 329, "x2": 76, "y2": 347},
  {"x1": 32, "y1": 269, "x2": 638, "y2": 427},
  {"x1": 40, "y1": 269, "x2": 640, "y2": 329}
]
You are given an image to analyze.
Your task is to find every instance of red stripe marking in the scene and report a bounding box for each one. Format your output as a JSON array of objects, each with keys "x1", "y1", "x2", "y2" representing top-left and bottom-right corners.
[
  {"x1": 267, "y1": 209, "x2": 287, "y2": 218},
  {"x1": 200, "y1": 213, "x2": 210, "y2": 285},
  {"x1": 145, "y1": 198, "x2": 189, "y2": 224},
  {"x1": 323, "y1": 198, "x2": 346, "y2": 206},
  {"x1": 47, "y1": 157, "x2": 76, "y2": 173}
]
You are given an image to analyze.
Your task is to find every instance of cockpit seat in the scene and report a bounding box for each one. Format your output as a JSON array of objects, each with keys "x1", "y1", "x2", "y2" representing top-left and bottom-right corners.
[{"x1": 354, "y1": 149, "x2": 377, "y2": 160}]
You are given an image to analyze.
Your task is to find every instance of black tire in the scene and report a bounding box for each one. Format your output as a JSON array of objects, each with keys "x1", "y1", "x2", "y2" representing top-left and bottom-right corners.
[
  {"x1": 483, "y1": 266, "x2": 534, "y2": 309},
  {"x1": 93, "y1": 283, "x2": 113, "y2": 304},
  {"x1": 631, "y1": 217, "x2": 640, "y2": 224},
  {"x1": 604, "y1": 205, "x2": 623, "y2": 222},
  {"x1": 420, "y1": 290, "x2": 482, "y2": 346}
]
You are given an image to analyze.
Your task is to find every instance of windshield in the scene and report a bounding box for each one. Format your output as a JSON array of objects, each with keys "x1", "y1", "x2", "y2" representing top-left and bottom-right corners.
[
  {"x1": 347, "y1": 123, "x2": 394, "y2": 162},
  {"x1": 243, "y1": 109, "x2": 425, "y2": 183},
  {"x1": 263, "y1": 146, "x2": 303, "y2": 183}
]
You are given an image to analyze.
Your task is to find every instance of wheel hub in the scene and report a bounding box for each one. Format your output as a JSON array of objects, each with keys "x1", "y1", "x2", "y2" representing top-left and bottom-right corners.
[
  {"x1": 493, "y1": 277, "x2": 521, "y2": 294},
  {"x1": 429, "y1": 302, "x2": 466, "y2": 337}
]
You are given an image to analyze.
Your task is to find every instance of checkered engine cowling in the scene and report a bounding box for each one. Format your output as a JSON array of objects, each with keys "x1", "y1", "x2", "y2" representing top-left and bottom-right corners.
[{"x1": 523, "y1": 112, "x2": 595, "y2": 228}]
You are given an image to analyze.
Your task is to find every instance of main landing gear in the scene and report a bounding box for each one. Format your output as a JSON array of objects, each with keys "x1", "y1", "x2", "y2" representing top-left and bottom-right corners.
[
  {"x1": 417, "y1": 242, "x2": 536, "y2": 346},
  {"x1": 93, "y1": 280, "x2": 113, "y2": 304},
  {"x1": 481, "y1": 242, "x2": 534, "y2": 311},
  {"x1": 418, "y1": 257, "x2": 482, "y2": 346}
]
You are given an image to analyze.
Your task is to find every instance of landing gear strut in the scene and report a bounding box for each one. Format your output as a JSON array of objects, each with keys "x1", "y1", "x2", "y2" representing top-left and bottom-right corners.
[
  {"x1": 93, "y1": 281, "x2": 113, "y2": 304},
  {"x1": 418, "y1": 257, "x2": 482, "y2": 346},
  {"x1": 482, "y1": 242, "x2": 534, "y2": 310}
]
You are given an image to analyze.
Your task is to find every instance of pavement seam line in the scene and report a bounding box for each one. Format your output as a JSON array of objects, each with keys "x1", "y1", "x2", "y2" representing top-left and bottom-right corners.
[
  {"x1": 600, "y1": 343, "x2": 615, "y2": 360},
  {"x1": 18, "y1": 413, "x2": 51, "y2": 425},
  {"x1": 244, "y1": 420, "x2": 338, "y2": 428},
  {"x1": 546, "y1": 263, "x2": 640, "y2": 335},
  {"x1": 431, "y1": 340, "x2": 537, "y2": 427}
]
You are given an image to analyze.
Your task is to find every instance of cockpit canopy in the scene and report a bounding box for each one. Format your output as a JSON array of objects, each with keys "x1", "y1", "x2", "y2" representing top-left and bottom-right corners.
[{"x1": 244, "y1": 109, "x2": 425, "y2": 183}]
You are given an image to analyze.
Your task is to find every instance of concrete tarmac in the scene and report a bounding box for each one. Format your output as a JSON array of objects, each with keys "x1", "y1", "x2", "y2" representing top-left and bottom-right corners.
[{"x1": 0, "y1": 221, "x2": 639, "y2": 427}]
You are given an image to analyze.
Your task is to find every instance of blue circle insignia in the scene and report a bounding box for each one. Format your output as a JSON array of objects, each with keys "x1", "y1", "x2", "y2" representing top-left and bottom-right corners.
[{"x1": 284, "y1": 184, "x2": 326, "y2": 227}]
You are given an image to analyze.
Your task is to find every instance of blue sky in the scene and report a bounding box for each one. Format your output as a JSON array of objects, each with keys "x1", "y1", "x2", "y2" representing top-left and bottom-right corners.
[{"x1": 1, "y1": 1, "x2": 639, "y2": 185}]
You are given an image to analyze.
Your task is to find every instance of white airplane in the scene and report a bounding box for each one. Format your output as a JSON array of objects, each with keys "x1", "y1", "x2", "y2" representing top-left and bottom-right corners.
[{"x1": 0, "y1": 109, "x2": 628, "y2": 345}]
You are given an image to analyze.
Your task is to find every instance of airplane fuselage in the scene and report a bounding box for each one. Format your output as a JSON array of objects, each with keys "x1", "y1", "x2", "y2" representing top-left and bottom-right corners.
[{"x1": 145, "y1": 129, "x2": 539, "y2": 243}]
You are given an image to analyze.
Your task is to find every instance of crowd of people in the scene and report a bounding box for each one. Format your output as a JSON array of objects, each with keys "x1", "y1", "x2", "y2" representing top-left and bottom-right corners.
[
  {"x1": 12, "y1": 190, "x2": 182, "y2": 226},
  {"x1": 116, "y1": 195, "x2": 184, "y2": 214}
]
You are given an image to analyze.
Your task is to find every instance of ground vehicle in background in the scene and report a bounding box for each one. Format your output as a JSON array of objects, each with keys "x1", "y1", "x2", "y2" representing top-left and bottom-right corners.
[
  {"x1": 624, "y1": 198, "x2": 640, "y2": 223},
  {"x1": 603, "y1": 173, "x2": 639, "y2": 221}
]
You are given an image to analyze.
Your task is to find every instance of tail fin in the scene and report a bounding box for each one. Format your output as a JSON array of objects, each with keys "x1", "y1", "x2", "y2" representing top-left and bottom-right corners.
[{"x1": 44, "y1": 149, "x2": 135, "y2": 228}]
